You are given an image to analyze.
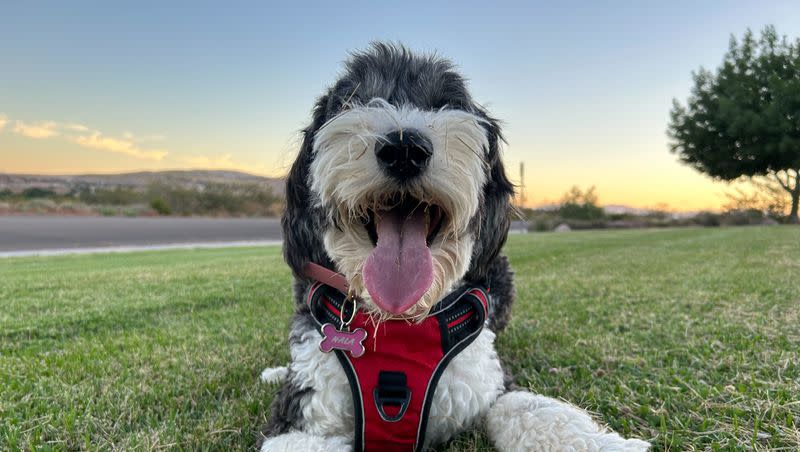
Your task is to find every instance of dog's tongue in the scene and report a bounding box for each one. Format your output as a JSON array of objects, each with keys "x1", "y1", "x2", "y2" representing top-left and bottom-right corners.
[{"x1": 363, "y1": 208, "x2": 433, "y2": 314}]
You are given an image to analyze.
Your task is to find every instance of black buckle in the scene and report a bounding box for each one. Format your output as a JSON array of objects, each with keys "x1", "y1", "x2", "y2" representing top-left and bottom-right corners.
[{"x1": 374, "y1": 371, "x2": 411, "y2": 422}]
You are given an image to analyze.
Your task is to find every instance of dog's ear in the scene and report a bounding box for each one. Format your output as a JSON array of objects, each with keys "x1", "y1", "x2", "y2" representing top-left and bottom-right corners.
[
  {"x1": 282, "y1": 94, "x2": 335, "y2": 278},
  {"x1": 466, "y1": 113, "x2": 515, "y2": 282}
]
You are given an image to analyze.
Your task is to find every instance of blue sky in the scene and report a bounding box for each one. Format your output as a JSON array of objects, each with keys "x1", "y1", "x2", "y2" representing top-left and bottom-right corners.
[{"x1": 2, "y1": 1, "x2": 800, "y2": 209}]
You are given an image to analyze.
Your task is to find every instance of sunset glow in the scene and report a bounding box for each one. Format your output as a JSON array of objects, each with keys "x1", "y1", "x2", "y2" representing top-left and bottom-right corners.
[{"x1": 2, "y1": 2, "x2": 799, "y2": 211}]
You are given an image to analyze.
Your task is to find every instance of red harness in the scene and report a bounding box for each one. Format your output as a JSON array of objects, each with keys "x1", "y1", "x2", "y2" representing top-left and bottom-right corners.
[{"x1": 304, "y1": 266, "x2": 489, "y2": 452}]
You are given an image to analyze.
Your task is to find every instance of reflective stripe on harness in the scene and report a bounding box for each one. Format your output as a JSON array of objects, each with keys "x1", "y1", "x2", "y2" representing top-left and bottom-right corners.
[{"x1": 307, "y1": 283, "x2": 489, "y2": 452}]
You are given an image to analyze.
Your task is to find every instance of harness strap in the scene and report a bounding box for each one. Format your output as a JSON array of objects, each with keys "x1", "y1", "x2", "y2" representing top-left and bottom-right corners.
[{"x1": 307, "y1": 283, "x2": 489, "y2": 451}]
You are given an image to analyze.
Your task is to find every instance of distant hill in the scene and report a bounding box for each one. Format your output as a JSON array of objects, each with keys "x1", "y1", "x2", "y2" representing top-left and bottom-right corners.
[
  {"x1": 0, "y1": 170, "x2": 286, "y2": 217},
  {"x1": 0, "y1": 170, "x2": 285, "y2": 197}
]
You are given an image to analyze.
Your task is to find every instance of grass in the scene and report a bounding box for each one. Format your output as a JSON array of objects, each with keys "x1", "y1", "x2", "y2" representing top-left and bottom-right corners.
[{"x1": 1, "y1": 226, "x2": 798, "y2": 450}]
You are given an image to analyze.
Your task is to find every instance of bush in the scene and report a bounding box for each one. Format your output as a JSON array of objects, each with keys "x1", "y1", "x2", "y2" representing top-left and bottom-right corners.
[
  {"x1": 558, "y1": 186, "x2": 605, "y2": 221},
  {"x1": 78, "y1": 187, "x2": 141, "y2": 205},
  {"x1": 694, "y1": 212, "x2": 722, "y2": 227},
  {"x1": 5, "y1": 180, "x2": 282, "y2": 217},
  {"x1": 98, "y1": 206, "x2": 119, "y2": 216},
  {"x1": 150, "y1": 198, "x2": 172, "y2": 215},
  {"x1": 719, "y1": 208, "x2": 765, "y2": 226},
  {"x1": 22, "y1": 187, "x2": 57, "y2": 198},
  {"x1": 145, "y1": 182, "x2": 279, "y2": 217},
  {"x1": 559, "y1": 203, "x2": 605, "y2": 221},
  {"x1": 21, "y1": 198, "x2": 58, "y2": 213}
]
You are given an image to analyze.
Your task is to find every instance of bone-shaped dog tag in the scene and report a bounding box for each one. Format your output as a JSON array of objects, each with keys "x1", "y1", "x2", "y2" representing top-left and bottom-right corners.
[{"x1": 319, "y1": 323, "x2": 367, "y2": 358}]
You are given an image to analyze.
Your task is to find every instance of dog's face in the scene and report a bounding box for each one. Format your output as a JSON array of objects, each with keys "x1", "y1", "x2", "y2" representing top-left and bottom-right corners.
[{"x1": 283, "y1": 44, "x2": 513, "y2": 319}]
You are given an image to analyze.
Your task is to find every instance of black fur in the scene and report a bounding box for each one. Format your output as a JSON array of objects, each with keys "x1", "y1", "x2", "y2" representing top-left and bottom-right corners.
[
  {"x1": 282, "y1": 42, "x2": 514, "y2": 288},
  {"x1": 485, "y1": 255, "x2": 515, "y2": 332},
  {"x1": 258, "y1": 311, "x2": 317, "y2": 447},
  {"x1": 264, "y1": 42, "x2": 516, "y2": 443},
  {"x1": 281, "y1": 94, "x2": 335, "y2": 289}
]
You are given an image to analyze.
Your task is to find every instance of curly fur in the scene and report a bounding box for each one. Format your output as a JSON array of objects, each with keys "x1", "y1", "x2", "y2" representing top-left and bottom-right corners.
[
  {"x1": 487, "y1": 392, "x2": 651, "y2": 451},
  {"x1": 259, "y1": 43, "x2": 648, "y2": 452},
  {"x1": 311, "y1": 100, "x2": 490, "y2": 317}
]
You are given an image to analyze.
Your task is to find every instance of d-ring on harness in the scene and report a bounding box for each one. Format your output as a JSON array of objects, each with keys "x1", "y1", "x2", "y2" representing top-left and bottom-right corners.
[{"x1": 302, "y1": 262, "x2": 490, "y2": 452}]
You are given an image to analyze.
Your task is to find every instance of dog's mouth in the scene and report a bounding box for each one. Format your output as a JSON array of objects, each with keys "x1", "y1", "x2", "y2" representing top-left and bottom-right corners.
[
  {"x1": 364, "y1": 199, "x2": 445, "y2": 247},
  {"x1": 361, "y1": 197, "x2": 446, "y2": 315}
]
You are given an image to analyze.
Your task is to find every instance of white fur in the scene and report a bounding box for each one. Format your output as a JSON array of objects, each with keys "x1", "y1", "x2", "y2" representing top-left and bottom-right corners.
[
  {"x1": 309, "y1": 99, "x2": 489, "y2": 317},
  {"x1": 260, "y1": 431, "x2": 351, "y2": 452},
  {"x1": 423, "y1": 328, "x2": 505, "y2": 447},
  {"x1": 260, "y1": 366, "x2": 288, "y2": 384},
  {"x1": 486, "y1": 391, "x2": 651, "y2": 451},
  {"x1": 289, "y1": 327, "x2": 354, "y2": 438}
]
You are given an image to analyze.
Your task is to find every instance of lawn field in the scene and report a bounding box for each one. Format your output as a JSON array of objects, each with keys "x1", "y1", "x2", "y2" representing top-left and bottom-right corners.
[{"x1": 1, "y1": 226, "x2": 799, "y2": 450}]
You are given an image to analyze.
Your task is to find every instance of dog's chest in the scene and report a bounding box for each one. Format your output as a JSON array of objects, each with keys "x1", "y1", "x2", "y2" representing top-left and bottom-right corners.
[{"x1": 288, "y1": 326, "x2": 505, "y2": 447}]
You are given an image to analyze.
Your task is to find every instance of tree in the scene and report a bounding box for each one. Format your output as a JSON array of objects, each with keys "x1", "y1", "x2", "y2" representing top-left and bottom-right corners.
[
  {"x1": 559, "y1": 186, "x2": 604, "y2": 220},
  {"x1": 668, "y1": 26, "x2": 800, "y2": 223}
]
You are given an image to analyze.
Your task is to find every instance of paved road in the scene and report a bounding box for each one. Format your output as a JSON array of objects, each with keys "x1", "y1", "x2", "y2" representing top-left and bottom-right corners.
[{"x1": 0, "y1": 216, "x2": 282, "y2": 253}]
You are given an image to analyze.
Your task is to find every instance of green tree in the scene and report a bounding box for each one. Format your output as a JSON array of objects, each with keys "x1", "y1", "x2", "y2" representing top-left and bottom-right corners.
[
  {"x1": 559, "y1": 186, "x2": 604, "y2": 220},
  {"x1": 668, "y1": 26, "x2": 800, "y2": 223}
]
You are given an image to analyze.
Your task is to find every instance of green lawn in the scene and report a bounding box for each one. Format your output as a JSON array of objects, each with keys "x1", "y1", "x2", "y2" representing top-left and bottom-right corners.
[{"x1": 1, "y1": 227, "x2": 799, "y2": 450}]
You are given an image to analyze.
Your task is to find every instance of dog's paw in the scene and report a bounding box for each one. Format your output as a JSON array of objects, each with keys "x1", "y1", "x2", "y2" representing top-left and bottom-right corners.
[
  {"x1": 260, "y1": 431, "x2": 351, "y2": 452},
  {"x1": 260, "y1": 366, "x2": 288, "y2": 384},
  {"x1": 487, "y1": 391, "x2": 650, "y2": 451}
]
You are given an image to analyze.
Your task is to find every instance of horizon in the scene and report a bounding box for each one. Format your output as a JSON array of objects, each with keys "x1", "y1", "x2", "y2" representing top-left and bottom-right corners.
[
  {"x1": 2, "y1": 2, "x2": 800, "y2": 211},
  {"x1": 0, "y1": 168, "x2": 724, "y2": 213}
]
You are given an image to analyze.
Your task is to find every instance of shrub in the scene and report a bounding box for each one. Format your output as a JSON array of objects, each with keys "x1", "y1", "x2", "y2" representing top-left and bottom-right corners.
[
  {"x1": 694, "y1": 212, "x2": 722, "y2": 227},
  {"x1": 558, "y1": 186, "x2": 605, "y2": 221},
  {"x1": 150, "y1": 198, "x2": 172, "y2": 215},
  {"x1": 22, "y1": 187, "x2": 57, "y2": 198},
  {"x1": 78, "y1": 187, "x2": 141, "y2": 205}
]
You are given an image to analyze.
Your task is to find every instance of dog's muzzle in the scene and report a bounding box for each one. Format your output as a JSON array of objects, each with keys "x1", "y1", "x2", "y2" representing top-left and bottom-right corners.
[{"x1": 375, "y1": 129, "x2": 432, "y2": 181}]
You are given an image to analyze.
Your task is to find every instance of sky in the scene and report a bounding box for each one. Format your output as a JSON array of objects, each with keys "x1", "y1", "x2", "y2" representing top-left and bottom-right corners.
[{"x1": 2, "y1": 1, "x2": 800, "y2": 210}]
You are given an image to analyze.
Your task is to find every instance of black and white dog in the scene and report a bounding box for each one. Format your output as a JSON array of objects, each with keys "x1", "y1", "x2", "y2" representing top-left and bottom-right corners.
[{"x1": 259, "y1": 44, "x2": 649, "y2": 451}]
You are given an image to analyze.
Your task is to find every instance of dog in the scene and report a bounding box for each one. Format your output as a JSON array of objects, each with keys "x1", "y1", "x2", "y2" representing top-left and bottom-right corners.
[{"x1": 258, "y1": 43, "x2": 649, "y2": 451}]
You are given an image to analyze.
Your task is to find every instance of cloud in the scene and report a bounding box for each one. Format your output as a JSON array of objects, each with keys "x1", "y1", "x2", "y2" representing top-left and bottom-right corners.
[
  {"x1": 63, "y1": 123, "x2": 90, "y2": 132},
  {"x1": 122, "y1": 131, "x2": 164, "y2": 142},
  {"x1": 9, "y1": 119, "x2": 89, "y2": 137},
  {"x1": 8, "y1": 115, "x2": 169, "y2": 161},
  {"x1": 73, "y1": 133, "x2": 168, "y2": 161},
  {"x1": 13, "y1": 120, "x2": 60, "y2": 139}
]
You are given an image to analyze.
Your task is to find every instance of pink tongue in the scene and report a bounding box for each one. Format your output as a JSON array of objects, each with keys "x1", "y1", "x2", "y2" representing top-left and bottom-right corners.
[{"x1": 362, "y1": 208, "x2": 434, "y2": 314}]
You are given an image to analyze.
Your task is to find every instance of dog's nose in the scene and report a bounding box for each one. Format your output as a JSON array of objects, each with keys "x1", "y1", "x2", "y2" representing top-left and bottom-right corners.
[{"x1": 375, "y1": 130, "x2": 432, "y2": 181}]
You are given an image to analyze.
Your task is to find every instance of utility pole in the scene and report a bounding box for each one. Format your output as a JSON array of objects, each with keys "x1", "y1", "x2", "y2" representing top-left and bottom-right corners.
[{"x1": 519, "y1": 162, "x2": 526, "y2": 207}]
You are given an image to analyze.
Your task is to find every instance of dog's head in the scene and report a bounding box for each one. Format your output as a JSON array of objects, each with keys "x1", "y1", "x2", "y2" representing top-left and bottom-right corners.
[{"x1": 283, "y1": 43, "x2": 513, "y2": 319}]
